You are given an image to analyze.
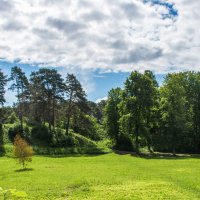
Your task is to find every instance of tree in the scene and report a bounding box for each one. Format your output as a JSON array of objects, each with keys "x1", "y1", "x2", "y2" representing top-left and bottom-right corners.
[
  {"x1": 185, "y1": 72, "x2": 200, "y2": 152},
  {"x1": 0, "y1": 70, "x2": 7, "y2": 106},
  {"x1": 9, "y1": 66, "x2": 29, "y2": 131},
  {"x1": 29, "y1": 68, "x2": 64, "y2": 130},
  {"x1": 64, "y1": 74, "x2": 87, "y2": 134},
  {"x1": 121, "y1": 71, "x2": 158, "y2": 153},
  {"x1": 105, "y1": 88, "x2": 122, "y2": 143},
  {"x1": 0, "y1": 70, "x2": 7, "y2": 153},
  {"x1": 160, "y1": 73, "x2": 187, "y2": 155},
  {"x1": 13, "y1": 134, "x2": 34, "y2": 169},
  {"x1": 141, "y1": 70, "x2": 159, "y2": 152}
]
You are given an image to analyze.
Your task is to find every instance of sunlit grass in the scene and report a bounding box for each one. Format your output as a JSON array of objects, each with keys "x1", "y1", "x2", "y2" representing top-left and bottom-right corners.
[{"x1": 0, "y1": 153, "x2": 200, "y2": 199}]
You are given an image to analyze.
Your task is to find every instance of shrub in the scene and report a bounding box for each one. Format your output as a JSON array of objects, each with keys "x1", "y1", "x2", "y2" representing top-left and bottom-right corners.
[
  {"x1": 31, "y1": 125, "x2": 52, "y2": 145},
  {"x1": 4, "y1": 144, "x2": 13, "y2": 157},
  {"x1": 14, "y1": 134, "x2": 34, "y2": 169},
  {"x1": 8, "y1": 124, "x2": 30, "y2": 143},
  {"x1": 6, "y1": 112, "x2": 20, "y2": 124},
  {"x1": 114, "y1": 134, "x2": 133, "y2": 151},
  {"x1": 0, "y1": 124, "x2": 4, "y2": 155}
]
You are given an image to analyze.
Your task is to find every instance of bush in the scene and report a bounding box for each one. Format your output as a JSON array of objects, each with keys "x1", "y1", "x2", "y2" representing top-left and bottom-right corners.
[
  {"x1": 4, "y1": 144, "x2": 13, "y2": 157},
  {"x1": 0, "y1": 124, "x2": 4, "y2": 155},
  {"x1": 6, "y1": 112, "x2": 20, "y2": 124},
  {"x1": 114, "y1": 134, "x2": 133, "y2": 151},
  {"x1": 51, "y1": 128, "x2": 77, "y2": 147},
  {"x1": 31, "y1": 125, "x2": 52, "y2": 145},
  {"x1": 8, "y1": 124, "x2": 30, "y2": 143}
]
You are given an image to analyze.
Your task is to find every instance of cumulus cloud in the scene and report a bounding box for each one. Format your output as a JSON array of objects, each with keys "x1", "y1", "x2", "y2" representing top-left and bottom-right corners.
[
  {"x1": 95, "y1": 96, "x2": 108, "y2": 103},
  {"x1": 0, "y1": 0, "x2": 199, "y2": 75}
]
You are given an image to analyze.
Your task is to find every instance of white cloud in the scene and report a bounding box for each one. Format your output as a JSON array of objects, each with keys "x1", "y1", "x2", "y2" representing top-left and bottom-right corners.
[
  {"x1": 95, "y1": 96, "x2": 108, "y2": 103},
  {"x1": 0, "y1": 0, "x2": 199, "y2": 74}
]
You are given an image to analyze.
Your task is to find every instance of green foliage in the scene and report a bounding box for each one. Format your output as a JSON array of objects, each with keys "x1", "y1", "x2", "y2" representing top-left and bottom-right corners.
[
  {"x1": 65, "y1": 73, "x2": 88, "y2": 134},
  {"x1": 9, "y1": 66, "x2": 29, "y2": 132},
  {"x1": 105, "y1": 71, "x2": 158, "y2": 153},
  {"x1": 105, "y1": 88, "x2": 122, "y2": 142},
  {"x1": 71, "y1": 114, "x2": 103, "y2": 141},
  {"x1": 4, "y1": 66, "x2": 200, "y2": 154},
  {"x1": 8, "y1": 124, "x2": 30, "y2": 143},
  {"x1": 4, "y1": 144, "x2": 13, "y2": 157},
  {"x1": 31, "y1": 125, "x2": 52, "y2": 145},
  {"x1": 28, "y1": 128, "x2": 107, "y2": 155},
  {"x1": 0, "y1": 124, "x2": 4, "y2": 155},
  {"x1": 29, "y1": 68, "x2": 64, "y2": 129},
  {"x1": 0, "y1": 70, "x2": 7, "y2": 106},
  {"x1": 114, "y1": 133, "x2": 134, "y2": 151},
  {"x1": 6, "y1": 112, "x2": 20, "y2": 124}
]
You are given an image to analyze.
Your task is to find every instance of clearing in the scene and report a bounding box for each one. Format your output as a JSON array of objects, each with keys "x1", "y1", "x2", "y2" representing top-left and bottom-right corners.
[{"x1": 0, "y1": 153, "x2": 200, "y2": 199}]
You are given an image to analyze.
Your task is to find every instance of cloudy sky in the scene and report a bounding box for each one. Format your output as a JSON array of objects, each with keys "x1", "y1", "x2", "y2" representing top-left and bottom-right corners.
[{"x1": 0, "y1": 0, "x2": 199, "y2": 104}]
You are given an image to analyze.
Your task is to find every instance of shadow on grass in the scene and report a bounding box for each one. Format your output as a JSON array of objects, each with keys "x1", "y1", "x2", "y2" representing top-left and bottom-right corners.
[
  {"x1": 114, "y1": 150, "x2": 200, "y2": 160},
  {"x1": 15, "y1": 168, "x2": 34, "y2": 172},
  {"x1": 40, "y1": 152, "x2": 107, "y2": 158}
]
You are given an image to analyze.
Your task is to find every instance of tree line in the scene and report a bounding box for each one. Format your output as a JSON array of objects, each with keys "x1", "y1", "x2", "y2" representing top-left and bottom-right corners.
[
  {"x1": 1, "y1": 67, "x2": 200, "y2": 154},
  {"x1": 0, "y1": 67, "x2": 105, "y2": 151},
  {"x1": 105, "y1": 71, "x2": 200, "y2": 154}
]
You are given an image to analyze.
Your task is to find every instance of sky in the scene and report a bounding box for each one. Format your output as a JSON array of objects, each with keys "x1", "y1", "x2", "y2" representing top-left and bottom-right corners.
[{"x1": 0, "y1": 0, "x2": 199, "y2": 105}]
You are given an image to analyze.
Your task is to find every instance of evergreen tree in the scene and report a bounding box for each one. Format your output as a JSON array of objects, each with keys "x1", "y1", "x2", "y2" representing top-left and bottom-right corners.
[
  {"x1": 0, "y1": 70, "x2": 7, "y2": 106},
  {"x1": 64, "y1": 74, "x2": 87, "y2": 134},
  {"x1": 9, "y1": 66, "x2": 29, "y2": 131},
  {"x1": 29, "y1": 68, "x2": 64, "y2": 130},
  {"x1": 0, "y1": 70, "x2": 7, "y2": 153}
]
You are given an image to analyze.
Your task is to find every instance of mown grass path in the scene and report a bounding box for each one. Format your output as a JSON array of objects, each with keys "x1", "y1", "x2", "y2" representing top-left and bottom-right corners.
[{"x1": 0, "y1": 153, "x2": 200, "y2": 199}]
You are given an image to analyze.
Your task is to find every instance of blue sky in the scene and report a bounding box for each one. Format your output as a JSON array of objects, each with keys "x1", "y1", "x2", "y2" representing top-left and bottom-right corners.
[
  {"x1": 0, "y1": 61, "x2": 165, "y2": 105},
  {"x1": 0, "y1": 0, "x2": 199, "y2": 105}
]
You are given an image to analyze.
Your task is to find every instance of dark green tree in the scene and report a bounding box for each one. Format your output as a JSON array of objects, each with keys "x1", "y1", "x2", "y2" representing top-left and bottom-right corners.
[
  {"x1": 121, "y1": 70, "x2": 158, "y2": 153},
  {"x1": 9, "y1": 66, "x2": 29, "y2": 131},
  {"x1": 0, "y1": 69, "x2": 7, "y2": 153},
  {"x1": 123, "y1": 71, "x2": 144, "y2": 152},
  {"x1": 29, "y1": 68, "x2": 64, "y2": 130},
  {"x1": 160, "y1": 73, "x2": 187, "y2": 155},
  {"x1": 64, "y1": 74, "x2": 87, "y2": 135},
  {"x1": 141, "y1": 70, "x2": 159, "y2": 152},
  {"x1": 0, "y1": 70, "x2": 7, "y2": 106},
  {"x1": 185, "y1": 72, "x2": 200, "y2": 151},
  {"x1": 105, "y1": 88, "x2": 122, "y2": 143}
]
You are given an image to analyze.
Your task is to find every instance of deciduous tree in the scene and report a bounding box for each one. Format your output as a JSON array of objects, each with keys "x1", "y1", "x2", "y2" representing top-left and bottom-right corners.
[{"x1": 13, "y1": 134, "x2": 34, "y2": 169}]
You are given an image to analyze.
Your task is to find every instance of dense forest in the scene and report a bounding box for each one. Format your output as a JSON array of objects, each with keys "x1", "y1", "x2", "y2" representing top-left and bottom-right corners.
[{"x1": 1, "y1": 67, "x2": 200, "y2": 155}]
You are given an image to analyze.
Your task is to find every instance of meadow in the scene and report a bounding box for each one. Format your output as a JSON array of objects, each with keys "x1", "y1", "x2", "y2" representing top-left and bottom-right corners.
[{"x1": 1, "y1": 153, "x2": 200, "y2": 200}]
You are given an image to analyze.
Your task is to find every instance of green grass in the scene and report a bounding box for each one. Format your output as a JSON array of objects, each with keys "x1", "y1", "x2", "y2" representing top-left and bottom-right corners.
[{"x1": 0, "y1": 153, "x2": 200, "y2": 199}]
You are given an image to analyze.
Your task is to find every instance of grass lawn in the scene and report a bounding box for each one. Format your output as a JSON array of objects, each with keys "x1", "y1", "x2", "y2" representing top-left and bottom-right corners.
[{"x1": 0, "y1": 153, "x2": 200, "y2": 199}]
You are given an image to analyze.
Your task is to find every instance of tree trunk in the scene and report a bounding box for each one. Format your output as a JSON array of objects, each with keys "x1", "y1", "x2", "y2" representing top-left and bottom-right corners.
[
  {"x1": 135, "y1": 124, "x2": 139, "y2": 153},
  {"x1": 147, "y1": 140, "x2": 152, "y2": 153},
  {"x1": 18, "y1": 88, "x2": 23, "y2": 132},
  {"x1": 66, "y1": 114, "x2": 70, "y2": 135},
  {"x1": 52, "y1": 97, "x2": 55, "y2": 130},
  {"x1": 66, "y1": 91, "x2": 73, "y2": 135},
  {"x1": 172, "y1": 147, "x2": 176, "y2": 156}
]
